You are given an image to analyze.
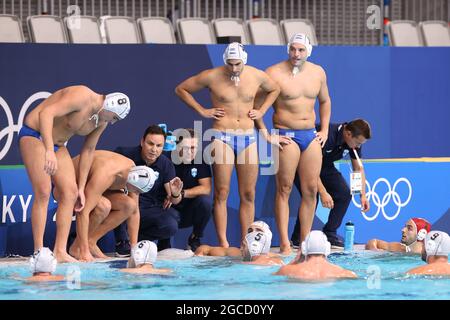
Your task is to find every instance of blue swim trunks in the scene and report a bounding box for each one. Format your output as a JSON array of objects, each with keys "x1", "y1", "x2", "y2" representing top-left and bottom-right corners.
[
  {"x1": 18, "y1": 124, "x2": 59, "y2": 152},
  {"x1": 278, "y1": 128, "x2": 317, "y2": 152},
  {"x1": 212, "y1": 129, "x2": 257, "y2": 156}
]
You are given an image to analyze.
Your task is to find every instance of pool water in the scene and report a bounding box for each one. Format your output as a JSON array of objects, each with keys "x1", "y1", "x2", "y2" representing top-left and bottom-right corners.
[{"x1": 0, "y1": 251, "x2": 449, "y2": 300}]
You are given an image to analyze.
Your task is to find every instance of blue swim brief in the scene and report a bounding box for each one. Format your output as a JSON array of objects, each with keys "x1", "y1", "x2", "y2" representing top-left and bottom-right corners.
[
  {"x1": 278, "y1": 128, "x2": 317, "y2": 152},
  {"x1": 18, "y1": 124, "x2": 59, "y2": 152},
  {"x1": 212, "y1": 129, "x2": 257, "y2": 156}
]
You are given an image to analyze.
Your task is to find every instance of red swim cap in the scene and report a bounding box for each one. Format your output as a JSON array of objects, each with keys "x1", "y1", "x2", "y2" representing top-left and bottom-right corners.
[{"x1": 411, "y1": 218, "x2": 432, "y2": 242}]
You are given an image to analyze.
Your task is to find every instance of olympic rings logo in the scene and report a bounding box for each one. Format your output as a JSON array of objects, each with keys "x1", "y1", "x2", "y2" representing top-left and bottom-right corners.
[
  {"x1": 0, "y1": 92, "x2": 51, "y2": 160},
  {"x1": 352, "y1": 177, "x2": 412, "y2": 221}
]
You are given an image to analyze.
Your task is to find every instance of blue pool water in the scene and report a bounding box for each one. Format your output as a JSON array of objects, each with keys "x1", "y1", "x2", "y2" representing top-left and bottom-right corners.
[{"x1": 0, "y1": 251, "x2": 449, "y2": 300}]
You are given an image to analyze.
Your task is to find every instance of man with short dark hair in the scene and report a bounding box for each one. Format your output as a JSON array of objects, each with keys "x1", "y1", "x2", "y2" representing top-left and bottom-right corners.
[
  {"x1": 291, "y1": 119, "x2": 372, "y2": 248},
  {"x1": 166, "y1": 128, "x2": 212, "y2": 251},
  {"x1": 113, "y1": 125, "x2": 183, "y2": 255}
]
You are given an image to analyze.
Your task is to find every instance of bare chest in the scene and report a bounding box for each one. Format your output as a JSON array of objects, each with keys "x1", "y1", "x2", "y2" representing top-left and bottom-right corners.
[
  {"x1": 277, "y1": 74, "x2": 321, "y2": 100},
  {"x1": 58, "y1": 110, "x2": 96, "y2": 136},
  {"x1": 210, "y1": 79, "x2": 259, "y2": 104}
]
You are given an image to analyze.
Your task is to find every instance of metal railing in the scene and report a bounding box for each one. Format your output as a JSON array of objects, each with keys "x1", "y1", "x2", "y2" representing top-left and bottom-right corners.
[{"x1": 1, "y1": 0, "x2": 448, "y2": 45}]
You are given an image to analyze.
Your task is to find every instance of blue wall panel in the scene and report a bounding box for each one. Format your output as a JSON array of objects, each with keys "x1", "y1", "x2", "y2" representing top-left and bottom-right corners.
[{"x1": 1, "y1": 44, "x2": 449, "y2": 255}]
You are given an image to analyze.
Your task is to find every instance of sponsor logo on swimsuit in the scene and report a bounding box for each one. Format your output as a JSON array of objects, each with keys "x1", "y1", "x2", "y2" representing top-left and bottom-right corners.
[
  {"x1": 191, "y1": 168, "x2": 198, "y2": 177},
  {"x1": 352, "y1": 177, "x2": 412, "y2": 221},
  {"x1": 286, "y1": 132, "x2": 295, "y2": 138}
]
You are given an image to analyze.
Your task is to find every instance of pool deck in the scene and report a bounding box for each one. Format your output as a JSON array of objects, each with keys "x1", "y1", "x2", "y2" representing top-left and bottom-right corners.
[{"x1": 0, "y1": 245, "x2": 367, "y2": 266}]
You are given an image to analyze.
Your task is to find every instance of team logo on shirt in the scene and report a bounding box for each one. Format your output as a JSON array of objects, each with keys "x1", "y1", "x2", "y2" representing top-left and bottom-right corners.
[
  {"x1": 191, "y1": 168, "x2": 198, "y2": 177},
  {"x1": 342, "y1": 150, "x2": 349, "y2": 157}
]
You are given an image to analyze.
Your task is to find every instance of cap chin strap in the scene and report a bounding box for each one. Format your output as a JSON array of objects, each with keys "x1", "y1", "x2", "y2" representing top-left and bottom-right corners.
[
  {"x1": 231, "y1": 75, "x2": 240, "y2": 86},
  {"x1": 89, "y1": 107, "x2": 103, "y2": 128}
]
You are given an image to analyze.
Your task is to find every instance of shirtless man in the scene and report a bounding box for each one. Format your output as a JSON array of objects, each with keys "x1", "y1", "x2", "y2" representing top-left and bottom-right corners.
[
  {"x1": 66, "y1": 151, "x2": 158, "y2": 261},
  {"x1": 275, "y1": 231, "x2": 356, "y2": 281},
  {"x1": 366, "y1": 218, "x2": 431, "y2": 254},
  {"x1": 195, "y1": 220, "x2": 277, "y2": 259},
  {"x1": 19, "y1": 85, "x2": 130, "y2": 262},
  {"x1": 407, "y1": 231, "x2": 450, "y2": 276},
  {"x1": 175, "y1": 43, "x2": 280, "y2": 246},
  {"x1": 25, "y1": 247, "x2": 65, "y2": 282},
  {"x1": 242, "y1": 231, "x2": 284, "y2": 266},
  {"x1": 120, "y1": 240, "x2": 172, "y2": 275},
  {"x1": 255, "y1": 34, "x2": 331, "y2": 255}
]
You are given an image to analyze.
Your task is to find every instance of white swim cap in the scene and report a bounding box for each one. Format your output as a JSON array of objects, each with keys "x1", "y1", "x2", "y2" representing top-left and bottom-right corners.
[
  {"x1": 127, "y1": 240, "x2": 158, "y2": 268},
  {"x1": 287, "y1": 33, "x2": 312, "y2": 57},
  {"x1": 223, "y1": 42, "x2": 247, "y2": 65},
  {"x1": 249, "y1": 221, "x2": 272, "y2": 241},
  {"x1": 243, "y1": 231, "x2": 271, "y2": 260},
  {"x1": 301, "y1": 230, "x2": 331, "y2": 257},
  {"x1": 127, "y1": 166, "x2": 159, "y2": 193},
  {"x1": 425, "y1": 231, "x2": 450, "y2": 261},
  {"x1": 29, "y1": 247, "x2": 57, "y2": 274},
  {"x1": 103, "y1": 92, "x2": 131, "y2": 120}
]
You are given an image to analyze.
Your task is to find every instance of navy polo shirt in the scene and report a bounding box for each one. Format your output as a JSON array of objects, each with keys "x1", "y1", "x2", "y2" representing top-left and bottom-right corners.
[
  {"x1": 165, "y1": 154, "x2": 212, "y2": 190},
  {"x1": 115, "y1": 146, "x2": 176, "y2": 208},
  {"x1": 318, "y1": 123, "x2": 362, "y2": 168}
]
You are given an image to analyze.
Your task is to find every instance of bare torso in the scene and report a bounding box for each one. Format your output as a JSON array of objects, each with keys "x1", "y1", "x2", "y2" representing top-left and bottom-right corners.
[
  {"x1": 276, "y1": 257, "x2": 357, "y2": 280},
  {"x1": 407, "y1": 263, "x2": 450, "y2": 276},
  {"x1": 209, "y1": 66, "x2": 265, "y2": 131},
  {"x1": 72, "y1": 150, "x2": 135, "y2": 191},
  {"x1": 267, "y1": 61, "x2": 323, "y2": 130},
  {"x1": 247, "y1": 255, "x2": 284, "y2": 266},
  {"x1": 120, "y1": 264, "x2": 172, "y2": 274},
  {"x1": 24, "y1": 85, "x2": 103, "y2": 145}
]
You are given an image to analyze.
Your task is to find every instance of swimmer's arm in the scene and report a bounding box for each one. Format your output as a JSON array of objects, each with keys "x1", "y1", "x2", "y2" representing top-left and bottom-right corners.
[
  {"x1": 127, "y1": 192, "x2": 140, "y2": 246},
  {"x1": 76, "y1": 174, "x2": 114, "y2": 258},
  {"x1": 365, "y1": 239, "x2": 406, "y2": 252},
  {"x1": 183, "y1": 177, "x2": 211, "y2": 198},
  {"x1": 317, "y1": 68, "x2": 331, "y2": 140},
  {"x1": 194, "y1": 245, "x2": 209, "y2": 256},
  {"x1": 175, "y1": 70, "x2": 213, "y2": 117},
  {"x1": 77, "y1": 124, "x2": 107, "y2": 192},
  {"x1": 256, "y1": 71, "x2": 280, "y2": 115}
]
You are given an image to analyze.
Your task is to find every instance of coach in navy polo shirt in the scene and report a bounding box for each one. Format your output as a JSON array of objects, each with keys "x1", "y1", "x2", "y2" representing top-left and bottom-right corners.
[
  {"x1": 166, "y1": 128, "x2": 212, "y2": 252},
  {"x1": 113, "y1": 125, "x2": 183, "y2": 254},
  {"x1": 291, "y1": 119, "x2": 372, "y2": 248}
]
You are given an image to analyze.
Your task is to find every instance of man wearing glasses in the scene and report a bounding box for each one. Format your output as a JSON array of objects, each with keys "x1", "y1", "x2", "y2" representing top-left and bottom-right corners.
[{"x1": 168, "y1": 128, "x2": 213, "y2": 252}]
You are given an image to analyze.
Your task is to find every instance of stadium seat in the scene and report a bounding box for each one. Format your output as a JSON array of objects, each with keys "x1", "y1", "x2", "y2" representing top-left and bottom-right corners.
[
  {"x1": 137, "y1": 17, "x2": 176, "y2": 44},
  {"x1": 103, "y1": 16, "x2": 141, "y2": 44},
  {"x1": 0, "y1": 14, "x2": 25, "y2": 42},
  {"x1": 212, "y1": 18, "x2": 250, "y2": 44},
  {"x1": 419, "y1": 21, "x2": 450, "y2": 46},
  {"x1": 246, "y1": 18, "x2": 284, "y2": 45},
  {"x1": 64, "y1": 16, "x2": 102, "y2": 44},
  {"x1": 27, "y1": 15, "x2": 68, "y2": 43},
  {"x1": 177, "y1": 18, "x2": 216, "y2": 44},
  {"x1": 280, "y1": 18, "x2": 318, "y2": 45},
  {"x1": 386, "y1": 20, "x2": 423, "y2": 46}
]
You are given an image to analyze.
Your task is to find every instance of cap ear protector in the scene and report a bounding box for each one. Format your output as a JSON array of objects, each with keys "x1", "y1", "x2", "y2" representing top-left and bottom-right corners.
[
  {"x1": 223, "y1": 42, "x2": 248, "y2": 65},
  {"x1": 417, "y1": 229, "x2": 428, "y2": 241}
]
